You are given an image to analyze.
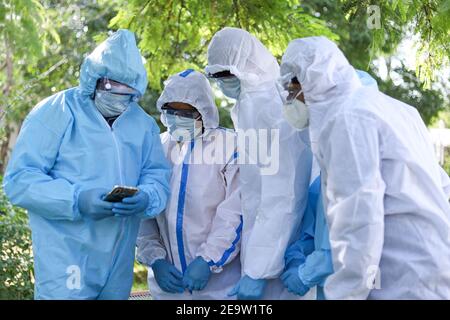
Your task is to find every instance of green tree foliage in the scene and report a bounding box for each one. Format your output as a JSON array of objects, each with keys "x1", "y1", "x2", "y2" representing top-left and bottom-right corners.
[
  {"x1": 341, "y1": 0, "x2": 450, "y2": 87},
  {"x1": 302, "y1": 0, "x2": 449, "y2": 124},
  {"x1": 375, "y1": 64, "x2": 448, "y2": 124},
  {"x1": 1, "y1": 1, "x2": 118, "y2": 122},
  {"x1": 0, "y1": 0, "x2": 60, "y2": 171},
  {"x1": 110, "y1": 0, "x2": 338, "y2": 90},
  {"x1": 0, "y1": 0, "x2": 59, "y2": 94},
  {"x1": 0, "y1": 177, "x2": 34, "y2": 300},
  {"x1": 302, "y1": 0, "x2": 375, "y2": 69}
]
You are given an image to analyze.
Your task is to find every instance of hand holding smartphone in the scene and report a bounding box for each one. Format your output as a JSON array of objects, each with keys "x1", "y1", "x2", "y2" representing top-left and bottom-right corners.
[{"x1": 103, "y1": 185, "x2": 139, "y2": 202}]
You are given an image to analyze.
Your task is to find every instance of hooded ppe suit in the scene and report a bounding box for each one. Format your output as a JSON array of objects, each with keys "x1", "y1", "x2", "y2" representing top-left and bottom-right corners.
[
  {"x1": 206, "y1": 27, "x2": 313, "y2": 300},
  {"x1": 281, "y1": 36, "x2": 450, "y2": 299},
  {"x1": 3, "y1": 29, "x2": 171, "y2": 299},
  {"x1": 136, "y1": 70, "x2": 242, "y2": 299},
  {"x1": 284, "y1": 71, "x2": 378, "y2": 300}
]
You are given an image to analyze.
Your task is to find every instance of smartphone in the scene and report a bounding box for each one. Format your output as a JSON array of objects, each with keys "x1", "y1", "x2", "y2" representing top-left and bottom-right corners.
[{"x1": 104, "y1": 185, "x2": 139, "y2": 202}]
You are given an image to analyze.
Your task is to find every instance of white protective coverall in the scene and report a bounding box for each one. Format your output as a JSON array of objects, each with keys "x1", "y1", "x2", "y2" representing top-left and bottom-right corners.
[
  {"x1": 280, "y1": 36, "x2": 450, "y2": 299},
  {"x1": 206, "y1": 27, "x2": 313, "y2": 300},
  {"x1": 136, "y1": 70, "x2": 242, "y2": 299}
]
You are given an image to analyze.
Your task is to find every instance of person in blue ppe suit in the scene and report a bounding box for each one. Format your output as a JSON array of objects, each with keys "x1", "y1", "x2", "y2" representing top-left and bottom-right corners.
[
  {"x1": 281, "y1": 70, "x2": 379, "y2": 300},
  {"x1": 281, "y1": 176, "x2": 332, "y2": 300},
  {"x1": 3, "y1": 29, "x2": 171, "y2": 300}
]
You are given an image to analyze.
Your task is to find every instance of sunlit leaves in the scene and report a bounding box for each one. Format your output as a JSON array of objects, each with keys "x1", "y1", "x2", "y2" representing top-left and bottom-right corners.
[
  {"x1": 340, "y1": 0, "x2": 450, "y2": 87},
  {"x1": 110, "y1": 0, "x2": 338, "y2": 90},
  {"x1": 0, "y1": 177, "x2": 33, "y2": 300}
]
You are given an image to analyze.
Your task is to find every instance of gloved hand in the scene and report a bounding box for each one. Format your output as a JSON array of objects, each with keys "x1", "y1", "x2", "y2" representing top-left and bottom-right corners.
[
  {"x1": 286, "y1": 258, "x2": 303, "y2": 270},
  {"x1": 78, "y1": 188, "x2": 114, "y2": 220},
  {"x1": 112, "y1": 191, "x2": 149, "y2": 217},
  {"x1": 152, "y1": 259, "x2": 185, "y2": 294},
  {"x1": 183, "y1": 257, "x2": 212, "y2": 291},
  {"x1": 228, "y1": 275, "x2": 267, "y2": 300},
  {"x1": 280, "y1": 266, "x2": 310, "y2": 296}
]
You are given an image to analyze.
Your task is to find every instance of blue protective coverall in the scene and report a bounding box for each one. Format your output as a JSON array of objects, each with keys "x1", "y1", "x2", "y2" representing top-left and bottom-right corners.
[
  {"x1": 3, "y1": 29, "x2": 171, "y2": 299},
  {"x1": 285, "y1": 176, "x2": 334, "y2": 300}
]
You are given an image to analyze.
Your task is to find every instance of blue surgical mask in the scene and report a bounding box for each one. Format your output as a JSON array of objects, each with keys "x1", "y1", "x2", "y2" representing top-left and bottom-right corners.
[
  {"x1": 164, "y1": 113, "x2": 203, "y2": 142},
  {"x1": 94, "y1": 90, "x2": 132, "y2": 117},
  {"x1": 356, "y1": 69, "x2": 378, "y2": 88},
  {"x1": 216, "y1": 76, "x2": 241, "y2": 99}
]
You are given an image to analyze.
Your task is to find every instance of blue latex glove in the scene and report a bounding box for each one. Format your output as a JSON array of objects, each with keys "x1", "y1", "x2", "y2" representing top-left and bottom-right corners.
[
  {"x1": 183, "y1": 257, "x2": 212, "y2": 291},
  {"x1": 286, "y1": 258, "x2": 303, "y2": 270},
  {"x1": 280, "y1": 266, "x2": 310, "y2": 296},
  {"x1": 78, "y1": 188, "x2": 114, "y2": 220},
  {"x1": 152, "y1": 259, "x2": 185, "y2": 294},
  {"x1": 112, "y1": 191, "x2": 149, "y2": 217},
  {"x1": 228, "y1": 275, "x2": 267, "y2": 300}
]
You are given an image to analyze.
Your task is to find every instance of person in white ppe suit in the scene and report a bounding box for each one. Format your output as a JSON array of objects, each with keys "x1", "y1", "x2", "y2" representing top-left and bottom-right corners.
[
  {"x1": 280, "y1": 36, "x2": 450, "y2": 299},
  {"x1": 136, "y1": 69, "x2": 242, "y2": 300},
  {"x1": 206, "y1": 27, "x2": 313, "y2": 300}
]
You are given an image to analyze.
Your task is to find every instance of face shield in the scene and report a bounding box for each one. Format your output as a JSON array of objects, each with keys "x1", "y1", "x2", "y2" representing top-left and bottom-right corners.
[
  {"x1": 207, "y1": 70, "x2": 241, "y2": 100},
  {"x1": 96, "y1": 78, "x2": 140, "y2": 101},
  {"x1": 94, "y1": 78, "x2": 140, "y2": 118},
  {"x1": 161, "y1": 104, "x2": 203, "y2": 142}
]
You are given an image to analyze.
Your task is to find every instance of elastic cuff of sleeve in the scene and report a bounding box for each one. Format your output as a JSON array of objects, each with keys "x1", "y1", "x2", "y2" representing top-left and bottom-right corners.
[
  {"x1": 138, "y1": 252, "x2": 166, "y2": 268},
  {"x1": 148, "y1": 254, "x2": 167, "y2": 268},
  {"x1": 198, "y1": 254, "x2": 223, "y2": 273},
  {"x1": 140, "y1": 187, "x2": 161, "y2": 218}
]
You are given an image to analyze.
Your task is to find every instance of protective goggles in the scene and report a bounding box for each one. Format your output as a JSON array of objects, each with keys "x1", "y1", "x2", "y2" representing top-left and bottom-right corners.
[
  {"x1": 161, "y1": 104, "x2": 201, "y2": 119},
  {"x1": 206, "y1": 70, "x2": 234, "y2": 79},
  {"x1": 97, "y1": 78, "x2": 139, "y2": 99}
]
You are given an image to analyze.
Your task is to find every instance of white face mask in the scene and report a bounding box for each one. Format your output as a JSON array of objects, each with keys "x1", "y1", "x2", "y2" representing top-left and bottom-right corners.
[{"x1": 282, "y1": 91, "x2": 309, "y2": 130}]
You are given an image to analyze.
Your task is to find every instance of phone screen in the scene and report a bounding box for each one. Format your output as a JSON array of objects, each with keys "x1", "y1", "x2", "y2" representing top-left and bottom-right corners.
[{"x1": 104, "y1": 186, "x2": 138, "y2": 202}]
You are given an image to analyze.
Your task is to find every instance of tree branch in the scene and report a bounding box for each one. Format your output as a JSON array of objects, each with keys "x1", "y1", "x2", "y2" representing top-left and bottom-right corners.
[
  {"x1": 175, "y1": 0, "x2": 185, "y2": 57},
  {"x1": 127, "y1": 0, "x2": 153, "y2": 29},
  {"x1": 233, "y1": 0, "x2": 242, "y2": 28}
]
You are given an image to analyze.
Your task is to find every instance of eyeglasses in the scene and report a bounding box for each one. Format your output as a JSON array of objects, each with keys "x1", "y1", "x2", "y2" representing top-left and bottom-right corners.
[{"x1": 161, "y1": 104, "x2": 201, "y2": 119}]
